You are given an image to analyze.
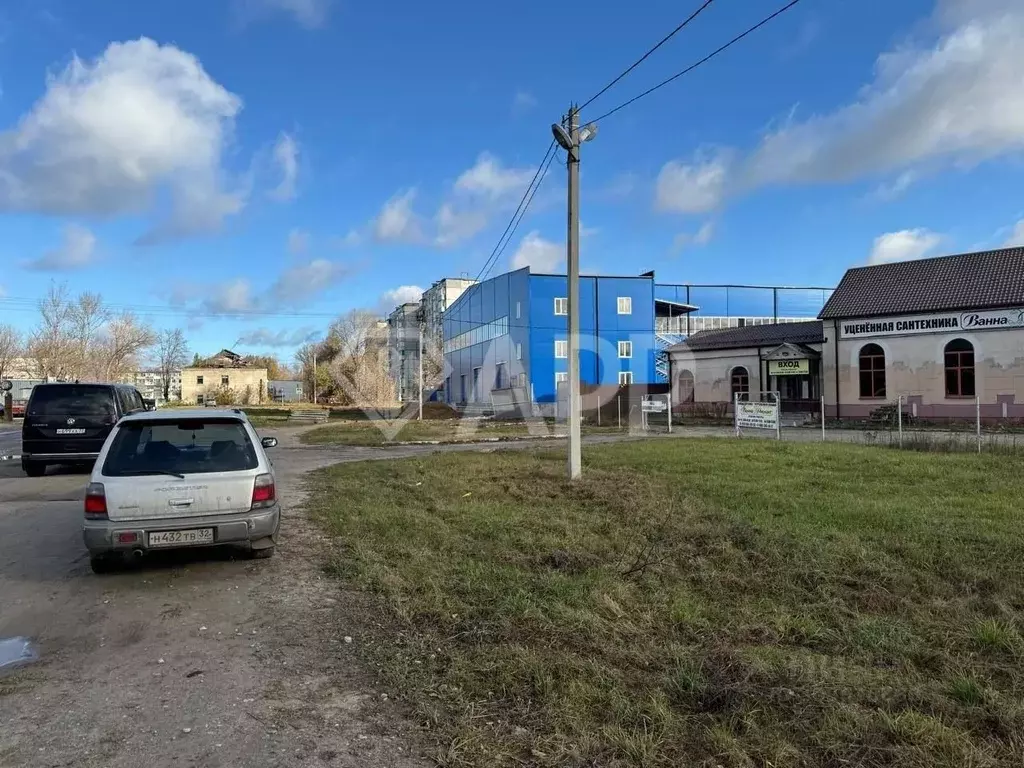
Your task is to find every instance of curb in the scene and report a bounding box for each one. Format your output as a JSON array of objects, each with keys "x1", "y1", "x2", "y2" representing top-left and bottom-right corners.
[
  {"x1": 389, "y1": 434, "x2": 569, "y2": 447},
  {"x1": 0, "y1": 454, "x2": 21, "y2": 462}
]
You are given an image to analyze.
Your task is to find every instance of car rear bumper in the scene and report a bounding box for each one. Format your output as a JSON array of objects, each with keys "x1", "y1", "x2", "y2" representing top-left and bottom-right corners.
[
  {"x1": 23, "y1": 452, "x2": 100, "y2": 462},
  {"x1": 83, "y1": 504, "x2": 280, "y2": 555}
]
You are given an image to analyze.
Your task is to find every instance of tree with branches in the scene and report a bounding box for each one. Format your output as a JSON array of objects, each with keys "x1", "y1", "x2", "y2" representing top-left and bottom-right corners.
[{"x1": 155, "y1": 329, "x2": 190, "y2": 401}]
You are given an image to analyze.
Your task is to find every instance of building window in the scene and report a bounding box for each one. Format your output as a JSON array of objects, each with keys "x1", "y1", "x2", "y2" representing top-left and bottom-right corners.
[
  {"x1": 944, "y1": 338, "x2": 975, "y2": 397},
  {"x1": 196, "y1": 375, "x2": 204, "y2": 385},
  {"x1": 617, "y1": 296, "x2": 632, "y2": 315},
  {"x1": 515, "y1": 342, "x2": 522, "y2": 361},
  {"x1": 495, "y1": 363, "x2": 508, "y2": 390},
  {"x1": 554, "y1": 297, "x2": 568, "y2": 315},
  {"x1": 555, "y1": 372, "x2": 568, "y2": 390},
  {"x1": 555, "y1": 339, "x2": 568, "y2": 358},
  {"x1": 678, "y1": 369, "x2": 695, "y2": 403},
  {"x1": 730, "y1": 366, "x2": 750, "y2": 401},
  {"x1": 858, "y1": 344, "x2": 886, "y2": 398},
  {"x1": 221, "y1": 375, "x2": 229, "y2": 386},
  {"x1": 516, "y1": 301, "x2": 521, "y2": 320},
  {"x1": 618, "y1": 371, "x2": 633, "y2": 386},
  {"x1": 618, "y1": 341, "x2": 632, "y2": 358}
]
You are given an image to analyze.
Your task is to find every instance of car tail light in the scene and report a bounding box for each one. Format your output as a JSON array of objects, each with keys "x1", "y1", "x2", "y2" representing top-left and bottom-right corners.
[
  {"x1": 85, "y1": 483, "x2": 108, "y2": 520},
  {"x1": 251, "y1": 474, "x2": 276, "y2": 509}
]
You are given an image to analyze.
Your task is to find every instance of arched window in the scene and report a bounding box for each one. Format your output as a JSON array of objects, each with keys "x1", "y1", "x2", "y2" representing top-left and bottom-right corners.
[
  {"x1": 730, "y1": 366, "x2": 750, "y2": 401},
  {"x1": 858, "y1": 344, "x2": 886, "y2": 398},
  {"x1": 678, "y1": 369, "x2": 695, "y2": 403},
  {"x1": 945, "y1": 339, "x2": 975, "y2": 397}
]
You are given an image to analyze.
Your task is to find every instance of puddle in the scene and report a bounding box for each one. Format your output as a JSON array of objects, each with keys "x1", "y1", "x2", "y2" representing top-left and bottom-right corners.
[{"x1": 0, "y1": 637, "x2": 38, "y2": 670}]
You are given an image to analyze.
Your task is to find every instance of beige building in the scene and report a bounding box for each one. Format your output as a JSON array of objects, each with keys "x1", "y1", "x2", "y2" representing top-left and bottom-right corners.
[
  {"x1": 669, "y1": 246, "x2": 1024, "y2": 421},
  {"x1": 181, "y1": 350, "x2": 268, "y2": 406}
]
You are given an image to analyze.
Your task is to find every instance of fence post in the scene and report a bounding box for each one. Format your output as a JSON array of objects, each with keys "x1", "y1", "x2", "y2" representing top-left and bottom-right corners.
[
  {"x1": 821, "y1": 396, "x2": 825, "y2": 442},
  {"x1": 596, "y1": 394, "x2": 601, "y2": 427},
  {"x1": 668, "y1": 392, "x2": 673, "y2": 434},
  {"x1": 617, "y1": 396, "x2": 621, "y2": 430},
  {"x1": 734, "y1": 392, "x2": 740, "y2": 438},
  {"x1": 775, "y1": 391, "x2": 781, "y2": 441},
  {"x1": 976, "y1": 395, "x2": 981, "y2": 454},
  {"x1": 897, "y1": 394, "x2": 903, "y2": 449}
]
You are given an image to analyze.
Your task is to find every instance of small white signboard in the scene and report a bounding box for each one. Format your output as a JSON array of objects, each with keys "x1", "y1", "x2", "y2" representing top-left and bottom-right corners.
[
  {"x1": 641, "y1": 399, "x2": 667, "y2": 413},
  {"x1": 735, "y1": 400, "x2": 779, "y2": 431}
]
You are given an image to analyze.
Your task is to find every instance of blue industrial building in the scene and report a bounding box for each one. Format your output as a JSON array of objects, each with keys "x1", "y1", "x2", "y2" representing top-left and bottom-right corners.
[{"x1": 442, "y1": 268, "x2": 696, "y2": 405}]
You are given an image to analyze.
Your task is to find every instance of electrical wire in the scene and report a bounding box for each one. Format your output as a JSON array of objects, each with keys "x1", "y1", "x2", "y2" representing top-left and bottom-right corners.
[
  {"x1": 479, "y1": 146, "x2": 558, "y2": 282},
  {"x1": 586, "y1": 0, "x2": 804, "y2": 124},
  {"x1": 578, "y1": 0, "x2": 717, "y2": 112},
  {"x1": 472, "y1": 140, "x2": 556, "y2": 285}
]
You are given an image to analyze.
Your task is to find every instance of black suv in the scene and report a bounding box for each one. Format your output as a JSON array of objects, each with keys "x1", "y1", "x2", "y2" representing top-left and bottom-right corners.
[{"x1": 21, "y1": 383, "x2": 151, "y2": 477}]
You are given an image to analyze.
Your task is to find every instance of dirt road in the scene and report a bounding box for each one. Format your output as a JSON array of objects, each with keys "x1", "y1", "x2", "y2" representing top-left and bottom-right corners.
[{"x1": 0, "y1": 427, "x2": 431, "y2": 768}]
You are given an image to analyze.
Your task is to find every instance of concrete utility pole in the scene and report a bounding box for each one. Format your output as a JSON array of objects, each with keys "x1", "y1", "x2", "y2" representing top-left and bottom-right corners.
[
  {"x1": 552, "y1": 105, "x2": 597, "y2": 480},
  {"x1": 418, "y1": 321, "x2": 424, "y2": 420}
]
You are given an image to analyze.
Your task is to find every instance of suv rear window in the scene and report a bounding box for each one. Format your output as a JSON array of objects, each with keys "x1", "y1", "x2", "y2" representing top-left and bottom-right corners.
[
  {"x1": 28, "y1": 385, "x2": 116, "y2": 417},
  {"x1": 102, "y1": 419, "x2": 258, "y2": 476}
]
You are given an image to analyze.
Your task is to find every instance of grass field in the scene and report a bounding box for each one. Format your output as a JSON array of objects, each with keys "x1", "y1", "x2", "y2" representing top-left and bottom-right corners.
[{"x1": 308, "y1": 440, "x2": 1024, "y2": 767}]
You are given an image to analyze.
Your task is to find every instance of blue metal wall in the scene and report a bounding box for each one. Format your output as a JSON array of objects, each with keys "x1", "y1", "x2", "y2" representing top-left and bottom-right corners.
[
  {"x1": 528, "y1": 274, "x2": 655, "y2": 402},
  {"x1": 443, "y1": 268, "x2": 530, "y2": 404}
]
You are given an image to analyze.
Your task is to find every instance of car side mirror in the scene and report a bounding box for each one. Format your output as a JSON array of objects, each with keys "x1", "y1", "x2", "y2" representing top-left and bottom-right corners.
[{"x1": 261, "y1": 437, "x2": 278, "y2": 449}]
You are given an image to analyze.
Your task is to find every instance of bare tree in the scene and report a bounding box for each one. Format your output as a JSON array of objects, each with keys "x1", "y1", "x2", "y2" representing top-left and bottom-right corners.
[
  {"x1": 0, "y1": 324, "x2": 22, "y2": 382},
  {"x1": 26, "y1": 284, "x2": 76, "y2": 381},
  {"x1": 156, "y1": 329, "x2": 190, "y2": 401},
  {"x1": 97, "y1": 313, "x2": 158, "y2": 383},
  {"x1": 70, "y1": 292, "x2": 109, "y2": 380}
]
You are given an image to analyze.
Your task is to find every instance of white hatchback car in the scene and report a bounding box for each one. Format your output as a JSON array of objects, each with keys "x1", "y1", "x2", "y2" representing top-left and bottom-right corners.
[{"x1": 83, "y1": 409, "x2": 280, "y2": 573}]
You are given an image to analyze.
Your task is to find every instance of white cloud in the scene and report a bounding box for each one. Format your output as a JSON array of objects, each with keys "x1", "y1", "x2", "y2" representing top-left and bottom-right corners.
[
  {"x1": 237, "y1": 326, "x2": 320, "y2": 348},
  {"x1": 287, "y1": 227, "x2": 309, "y2": 255},
  {"x1": 239, "y1": 0, "x2": 331, "y2": 28},
  {"x1": 873, "y1": 170, "x2": 919, "y2": 201},
  {"x1": 510, "y1": 231, "x2": 562, "y2": 272},
  {"x1": 868, "y1": 228, "x2": 943, "y2": 265},
  {"x1": 655, "y1": 150, "x2": 731, "y2": 214},
  {"x1": 671, "y1": 220, "x2": 715, "y2": 254},
  {"x1": 333, "y1": 229, "x2": 362, "y2": 248},
  {"x1": 455, "y1": 153, "x2": 536, "y2": 201},
  {"x1": 173, "y1": 258, "x2": 350, "y2": 315},
  {"x1": 0, "y1": 38, "x2": 245, "y2": 240},
  {"x1": 435, "y1": 203, "x2": 488, "y2": 247},
  {"x1": 269, "y1": 132, "x2": 299, "y2": 201},
  {"x1": 660, "y1": 1, "x2": 1024, "y2": 209},
  {"x1": 267, "y1": 258, "x2": 351, "y2": 304},
  {"x1": 512, "y1": 89, "x2": 537, "y2": 115},
  {"x1": 373, "y1": 188, "x2": 424, "y2": 244},
  {"x1": 381, "y1": 285, "x2": 424, "y2": 308},
  {"x1": 1003, "y1": 219, "x2": 1024, "y2": 247},
  {"x1": 23, "y1": 224, "x2": 97, "y2": 271}
]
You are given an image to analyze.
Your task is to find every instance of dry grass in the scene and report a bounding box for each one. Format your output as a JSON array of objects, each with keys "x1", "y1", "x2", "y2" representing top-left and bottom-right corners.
[
  {"x1": 307, "y1": 439, "x2": 1024, "y2": 767},
  {"x1": 300, "y1": 418, "x2": 573, "y2": 446}
]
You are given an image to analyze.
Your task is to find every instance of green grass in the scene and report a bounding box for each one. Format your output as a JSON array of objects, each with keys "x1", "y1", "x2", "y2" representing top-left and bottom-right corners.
[{"x1": 307, "y1": 439, "x2": 1024, "y2": 767}]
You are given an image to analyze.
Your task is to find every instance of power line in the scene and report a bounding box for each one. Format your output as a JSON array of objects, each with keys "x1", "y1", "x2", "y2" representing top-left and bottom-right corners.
[
  {"x1": 480, "y1": 146, "x2": 558, "y2": 282},
  {"x1": 472, "y1": 140, "x2": 556, "y2": 285},
  {"x1": 587, "y1": 0, "x2": 804, "y2": 124},
  {"x1": 578, "y1": 0, "x2": 717, "y2": 112}
]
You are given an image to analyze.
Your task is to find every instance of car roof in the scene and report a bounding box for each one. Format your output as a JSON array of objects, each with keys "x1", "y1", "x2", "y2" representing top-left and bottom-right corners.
[{"x1": 119, "y1": 408, "x2": 249, "y2": 423}]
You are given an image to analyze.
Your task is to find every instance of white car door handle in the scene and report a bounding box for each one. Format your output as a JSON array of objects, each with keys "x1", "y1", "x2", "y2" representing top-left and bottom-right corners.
[{"x1": 169, "y1": 498, "x2": 194, "y2": 507}]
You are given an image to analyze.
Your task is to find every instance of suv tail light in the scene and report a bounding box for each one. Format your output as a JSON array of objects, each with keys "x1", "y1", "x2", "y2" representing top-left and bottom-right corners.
[
  {"x1": 251, "y1": 474, "x2": 276, "y2": 509},
  {"x1": 85, "y1": 483, "x2": 108, "y2": 520}
]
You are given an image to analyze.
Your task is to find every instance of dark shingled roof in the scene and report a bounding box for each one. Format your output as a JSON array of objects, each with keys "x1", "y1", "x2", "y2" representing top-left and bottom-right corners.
[
  {"x1": 668, "y1": 320, "x2": 824, "y2": 352},
  {"x1": 819, "y1": 247, "x2": 1024, "y2": 319}
]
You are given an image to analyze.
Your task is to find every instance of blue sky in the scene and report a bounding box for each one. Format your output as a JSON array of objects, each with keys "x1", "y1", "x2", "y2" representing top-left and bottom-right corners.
[{"x1": 0, "y1": 0, "x2": 1022, "y2": 357}]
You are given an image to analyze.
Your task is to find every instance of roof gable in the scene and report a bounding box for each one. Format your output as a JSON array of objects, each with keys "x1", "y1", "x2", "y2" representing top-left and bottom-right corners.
[{"x1": 820, "y1": 247, "x2": 1024, "y2": 319}]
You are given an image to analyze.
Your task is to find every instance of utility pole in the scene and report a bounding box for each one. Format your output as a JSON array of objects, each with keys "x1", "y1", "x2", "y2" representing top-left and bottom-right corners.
[
  {"x1": 418, "y1": 321, "x2": 424, "y2": 420},
  {"x1": 553, "y1": 108, "x2": 597, "y2": 480},
  {"x1": 565, "y1": 107, "x2": 582, "y2": 480},
  {"x1": 312, "y1": 350, "x2": 317, "y2": 405}
]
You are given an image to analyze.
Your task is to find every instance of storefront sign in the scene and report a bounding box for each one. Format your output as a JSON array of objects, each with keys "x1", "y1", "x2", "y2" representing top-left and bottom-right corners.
[
  {"x1": 840, "y1": 308, "x2": 1024, "y2": 339},
  {"x1": 768, "y1": 359, "x2": 809, "y2": 376},
  {"x1": 735, "y1": 401, "x2": 779, "y2": 431}
]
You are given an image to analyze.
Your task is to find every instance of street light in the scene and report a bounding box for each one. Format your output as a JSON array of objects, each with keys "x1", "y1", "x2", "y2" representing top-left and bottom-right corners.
[{"x1": 552, "y1": 107, "x2": 598, "y2": 480}]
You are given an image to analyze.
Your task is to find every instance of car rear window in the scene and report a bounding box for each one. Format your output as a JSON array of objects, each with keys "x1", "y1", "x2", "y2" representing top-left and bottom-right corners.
[
  {"x1": 28, "y1": 385, "x2": 115, "y2": 417},
  {"x1": 102, "y1": 419, "x2": 259, "y2": 476}
]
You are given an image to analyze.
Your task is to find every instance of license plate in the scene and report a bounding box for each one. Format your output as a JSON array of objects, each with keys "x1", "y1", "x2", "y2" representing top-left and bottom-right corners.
[
  {"x1": 55, "y1": 428, "x2": 86, "y2": 435},
  {"x1": 148, "y1": 529, "x2": 214, "y2": 548}
]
